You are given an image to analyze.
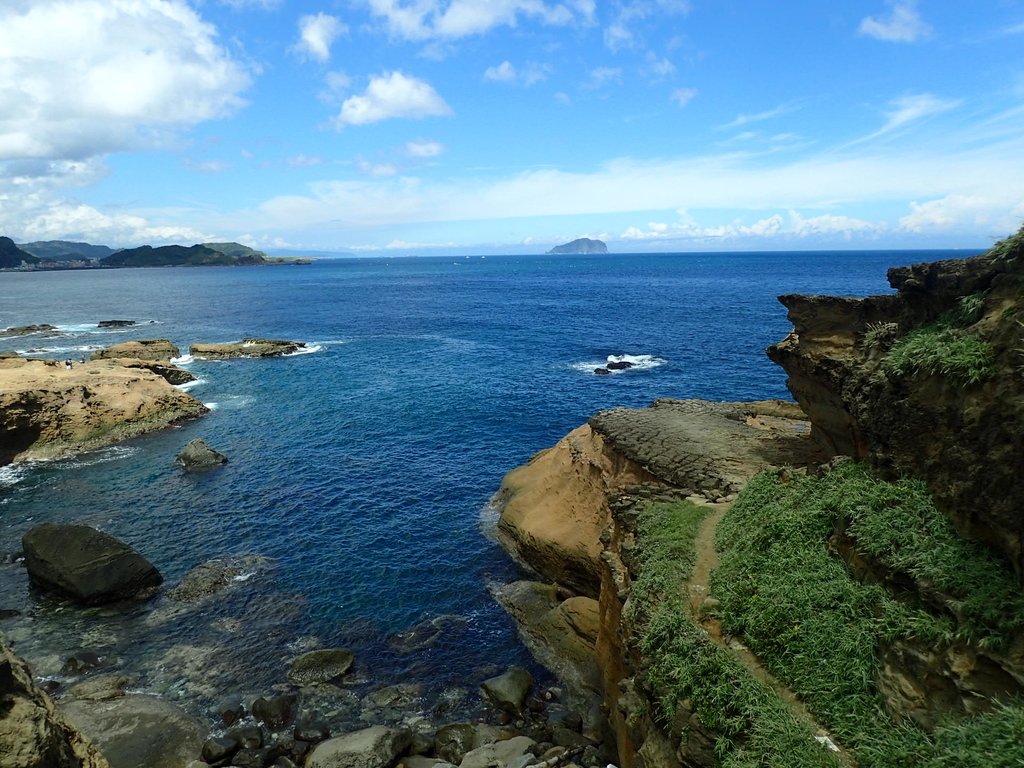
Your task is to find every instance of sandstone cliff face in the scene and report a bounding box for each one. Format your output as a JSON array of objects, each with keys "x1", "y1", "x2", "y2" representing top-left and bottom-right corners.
[
  {"x1": 0, "y1": 358, "x2": 208, "y2": 465},
  {"x1": 0, "y1": 641, "x2": 109, "y2": 768},
  {"x1": 767, "y1": 239, "x2": 1024, "y2": 576}
]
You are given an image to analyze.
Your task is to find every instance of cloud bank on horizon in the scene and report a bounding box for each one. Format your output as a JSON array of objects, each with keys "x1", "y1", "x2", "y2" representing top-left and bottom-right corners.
[{"x1": 1, "y1": 0, "x2": 1023, "y2": 253}]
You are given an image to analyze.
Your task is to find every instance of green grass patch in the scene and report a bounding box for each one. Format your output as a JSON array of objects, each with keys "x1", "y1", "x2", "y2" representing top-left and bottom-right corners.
[
  {"x1": 989, "y1": 224, "x2": 1024, "y2": 263},
  {"x1": 628, "y1": 499, "x2": 842, "y2": 767},
  {"x1": 713, "y1": 463, "x2": 1024, "y2": 767},
  {"x1": 884, "y1": 293, "x2": 995, "y2": 385}
]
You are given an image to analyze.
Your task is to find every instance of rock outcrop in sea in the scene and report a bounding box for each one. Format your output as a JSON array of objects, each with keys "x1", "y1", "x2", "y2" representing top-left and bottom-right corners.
[
  {"x1": 494, "y1": 229, "x2": 1024, "y2": 767},
  {"x1": 190, "y1": 338, "x2": 306, "y2": 359},
  {"x1": 0, "y1": 356, "x2": 208, "y2": 465},
  {"x1": 546, "y1": 238, "x2": 607, "y2": 255}
]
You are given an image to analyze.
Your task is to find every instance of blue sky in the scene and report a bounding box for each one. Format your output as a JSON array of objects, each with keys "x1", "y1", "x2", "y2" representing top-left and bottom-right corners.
[{"x1": 1, "y1": 0, "x2": 1023, "y2": 254}]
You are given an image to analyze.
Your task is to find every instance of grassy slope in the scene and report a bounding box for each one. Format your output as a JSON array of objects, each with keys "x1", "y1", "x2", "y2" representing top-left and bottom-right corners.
[{"x1": 712, "y1": 463, "x2": 1024, "y2": 767}]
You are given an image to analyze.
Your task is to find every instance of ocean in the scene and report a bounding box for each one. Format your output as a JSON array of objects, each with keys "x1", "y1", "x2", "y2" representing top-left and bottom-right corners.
[{"x1": 0, "y1": 249, "x2": 973, "y2": 723}]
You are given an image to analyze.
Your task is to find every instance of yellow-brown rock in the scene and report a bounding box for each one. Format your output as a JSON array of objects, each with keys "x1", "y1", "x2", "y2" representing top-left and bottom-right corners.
[
  {"x1": 90, "y1": 339, "x2": 180, "y2": 361},
  {"x1": 0, "y1": 357, "x2": 207, "y2": 465}
]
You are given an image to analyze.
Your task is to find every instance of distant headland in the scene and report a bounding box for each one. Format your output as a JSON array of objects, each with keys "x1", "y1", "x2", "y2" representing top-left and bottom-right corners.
[
  {"x1": 0, "y1": 236, "x2": 311, "y2": 271},
  {"x1": 547, "y1": 238, "x2": 608, "y2": 255}
]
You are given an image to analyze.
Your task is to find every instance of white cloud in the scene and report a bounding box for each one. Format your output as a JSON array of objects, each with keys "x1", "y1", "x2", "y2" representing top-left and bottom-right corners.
[
  {"x1": 365, "y1": 0, "x2": 586, "y2": 41},
  {"x1": 320, "y1": 71, "x2": 354, "y2": 104},
  {"x1": 603, "y1": 0, "x2": 691, "y2": 52},
  {"x1": 355, "y1": 159, "x2": 400, "y2": 177},
  {"x1": 645, "y1": 53, "x2": 676, "y2": 78},
  {"x1": 859, "y1": 1, "x2": 931, "y2": 43},
  {"x1": 671, "y1": 88, "x2": 698, "y2": 108},
  {"x1": 405, "y1": 140, "x2": 445, "y2": 158},
  {"x1": 484, "y1": 60, "x2": 550, "y2": 85},
  {"x1": 185, "y1": 159, "x2": 230, "y2": 173},
  {"x1": 899, "y1": 194, "x2": 1024, "y2": 233},
  {"x1": 335, "y1": 72, "x2": 453, "y2": 126},
  {"x1": 295, "y1": 13, "x2": 348, "y2": 63},
  {"x1": 484, "y1": 61, "x2": 518, "y2": 82},
  {"x1": 0, "y1": 0, "x2": 250, "y2": 163},
  {"x1": 218, "y1": 0, "x2": 282, "y2": 8},
  {"x1": 587, "y1": 67, "x2": 622, "y2": 89},
  {"x1": 620, "y1": 211, "x2": 878, "y2": 242},
  {"x1": 287, "y1": 154, "x2": 324, "y2": 167}
]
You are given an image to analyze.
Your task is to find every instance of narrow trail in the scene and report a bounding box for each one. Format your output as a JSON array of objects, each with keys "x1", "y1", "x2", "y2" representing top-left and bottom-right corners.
[{"x1": 687, "y1": 501, "x2": 857, "y2": 768}]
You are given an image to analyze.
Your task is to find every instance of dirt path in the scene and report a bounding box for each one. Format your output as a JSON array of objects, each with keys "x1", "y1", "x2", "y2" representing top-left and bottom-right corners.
[{"x1": 687, "y1": 501, "x2": 857, "y2": 768}]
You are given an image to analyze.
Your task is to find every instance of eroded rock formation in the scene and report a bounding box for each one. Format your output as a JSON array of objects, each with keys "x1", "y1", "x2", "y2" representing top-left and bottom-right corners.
[{"x1": 190, "y1": 338, "x2": 305, "y2": 359}]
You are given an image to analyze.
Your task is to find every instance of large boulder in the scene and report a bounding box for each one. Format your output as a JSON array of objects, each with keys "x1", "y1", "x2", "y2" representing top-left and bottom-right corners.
[
  {"x1": 22, "y1": 524, "x2": 162, "y2": 605},
  {"x1": 0, "y1": 641, "x2": 109, "y2": 768},
  {"x1": 61, "y1": 694, "x2": 206, "y2": 768},
  {"x1": 305, "y1": 726, "x2": 411, "y2": 768},
  {"x1": 190, "y1": 339, "x2": 305, "y2": 359},
  {"x1": 91, "y1": 339, "x2": 180, "y2": 361},
  {"x1": 479, "y1": 667, "x2": 534, "y2": 714},
  {"x1": 432, "y1": 724, "x2": 512, "y2": 765},
  {"x1": 175, "y1": 439, "x2": 228, "y2": 471}
]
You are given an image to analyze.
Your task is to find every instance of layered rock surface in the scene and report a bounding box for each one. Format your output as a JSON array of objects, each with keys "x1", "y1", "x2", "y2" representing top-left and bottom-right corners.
[
  {"x1": 0, "y1": 356, "x2": 207, "y2": 464},
  {"x1": 90, "y1": 339, "x2": 180, "y2": 361},
  {"x1": 190, "y1": 338, "x2": 305, "y2": 358}
]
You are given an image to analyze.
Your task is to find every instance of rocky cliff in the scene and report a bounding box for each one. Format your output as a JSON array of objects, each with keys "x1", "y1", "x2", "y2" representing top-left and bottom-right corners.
[
  {"x1": 496, "y1": 231, "x2": 1024, "y2": 767},
  {"x1": 1, "y1": 641, "x2": 109, "y2": 768},
  {"x1": 767, "y1": 228, "x2": 1024, "y2": 577},
  {"x1": 0, "y1": 357, "x2": 208, "y2": 465}
]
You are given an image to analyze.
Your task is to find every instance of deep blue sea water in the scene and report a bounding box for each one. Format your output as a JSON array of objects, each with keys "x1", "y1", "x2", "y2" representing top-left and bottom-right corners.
[{"x1": 0, "y1": 250, "x2": 974, "y2": 721}]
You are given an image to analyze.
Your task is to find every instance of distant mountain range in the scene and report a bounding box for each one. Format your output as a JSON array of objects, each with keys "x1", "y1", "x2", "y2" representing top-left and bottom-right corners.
[
  {"x1": 547, "y1": 238, "x2": 608, "y2": 254},
  {"x1": 0, "y1": 239, "x2": 292, "y2": 270}
]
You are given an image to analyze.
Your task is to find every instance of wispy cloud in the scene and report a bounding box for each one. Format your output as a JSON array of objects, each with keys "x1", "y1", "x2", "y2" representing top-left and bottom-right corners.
[
  {"x1": 365, "y1": 0, "x2": 585, "y2": 42},
  {"x1": 720, "y1": 103, "x2": 798, "y2": 130},
  {"x1": 483, "y1": 60, "x2": 551, "y2": 85},
  {"x1": 847, "y1": 93, "x2": 962, "y2": 145},
  {"x1": 586, "y1": 66, "x2": 622, "y2": 89},
  {"x1": 859, "y1": 1, "x2": 932, "y2": 43},
  {"x1": 295, "y1": 13, "x2": 348, "y2": 63},
  {"x1": 335, "y1": 72, "x2": 452, "y2": 126},
  {"x1": 405, "y1": 139, "x2": 445, "y2": 158},
  {"x1": 670, "y1": 87, "x2": 697, "y2": 108}
]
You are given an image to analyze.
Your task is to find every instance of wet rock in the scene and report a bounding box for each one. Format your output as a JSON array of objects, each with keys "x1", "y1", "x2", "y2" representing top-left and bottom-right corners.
[
  {"x1": 605, "y1": 361, "x2": 633, "y2": 370},
  {"x1": 115, "y1": 359, "x2": 195, "y2": 385},
  {"x1": 593, "y1": 367, "x2": 611, "y2": 375},
  {"x1": 226, "y1": 725, "x2": 264, "y2": 749},
  {"x1": 218, "y1": 699, "x2": 246, "y2": 727},
  {"x1": 0, "y1": 608, "x2": 20, "y2": 620},
  {"x1": 432, "y1": 723, "x2": 510, "y2": 765},
  {"x1": 62, "y1": 652, "x2": 105, "y2": 675},
  {"x1": 400, "y1": 757, "x2": 453, "y2": 768},
  {"x1": 201, "y1": 735, "x2": 239, "y2": 764},
  {"x1": 97, "y1": 320, "x2": 136, "y2": 328},
  {"x1": 252, "y1": 693, "x2": 298, "y2": 731},
  {"x1": 294, "y1": 718, "x2": 331, "y2": 743},
  {"x1": 176, "y1": 439, "x2": 229, "y2": 471},
  {"x1": 0, "y1": 640, "x2": 109, "y2": 767},
  {"x1": 288, "y1": 648, "x2": 353, "y2": 685},
  {"x1": 361, "y1": 683, "x2": 422, "y2": 710},
  {"x1": 480, "y1": 666, "x2": 534, "y2": 714},
  {"x1": 91, "y1": 339, "x2": 180, "y2": 361},
  {"x1": 67, "y1": 674, "x2": 130, "y2": 702},
  {"x1": 232, "y1": 747, "x2": 271, "y2": 767},
  {"x1": 388, "y1": 615, "x2": 469, "y2": 653},
  {"x1": 62, "y1": 694, "x2": 206, "y2": 768},
  {"x1": 305, "y1": 725, "x2": 411, "y2": 768},
  {"x1": 22, "y1": 524, "x2": 162, "y2": 605},
  {"x1": 0, "y1": 324, "x2": 58, "y2": 338}
]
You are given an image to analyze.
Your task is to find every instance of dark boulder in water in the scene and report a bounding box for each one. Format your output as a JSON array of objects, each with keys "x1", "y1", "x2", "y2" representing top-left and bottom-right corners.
[
  {"x1": 97, "y1": 320, "x2": 136, "y2": 328},
  {"x1": 288, "y1": 648, "x2": 354, "y2": 685},
  {"x1": 593, "y1": 367, "x2": 611, "y2": 376},
  {"x1": 22, "y1": 524, "x2": 162, "y2": 605},
  {"x1": 605, "y1": 360, "x2": 634, "y2": 370},
  {"x1": 176, "y1": 438, "x2": 228, "y2": 471}
]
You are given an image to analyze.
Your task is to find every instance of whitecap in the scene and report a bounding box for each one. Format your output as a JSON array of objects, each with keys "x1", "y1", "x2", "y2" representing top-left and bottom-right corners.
[
  {"x1": 62, "y1": 445, "x2": 139, "y2": 469},
  {"x1": 174, "y1": 378, "x2": 207, "y2": 392},
  {"x1": 204, "y1": 402, "x2": 219, "y2": 410},
  {"x1": 0, "y1": 463, "x2": 31, "y2": 489},
  {"x1": 169, "y1": 354, "x2": 194, "y2": 365},
  {"x1": 232, "y1": 572, "x2": 256, "y2": 583},
  {"x1": 571, "y1": 353, "x2": 667, "y2": 375},
  {"x1": 284, "y1": 344, "x2": 322, "y2": 356}
]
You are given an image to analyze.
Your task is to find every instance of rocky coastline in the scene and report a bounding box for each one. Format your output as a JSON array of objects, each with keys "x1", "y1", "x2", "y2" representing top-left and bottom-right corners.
[{"x1": 4, "y1": 232, "x2": 1024, "y2": 767}]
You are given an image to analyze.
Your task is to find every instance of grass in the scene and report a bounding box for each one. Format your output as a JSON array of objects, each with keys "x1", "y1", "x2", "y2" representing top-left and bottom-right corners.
[
  {"x1": 884, "y1": 293, "x2": 995, "y2": 385},
  {"x1": 989, "y1": 224, "x2": 1024, "y2": 263},
  {"x1": 712, "y1": 463, "x2": 1024, "y2": 767},
  {"x1": 627, "y1": 499, "x2": 843, "y2": 767}
]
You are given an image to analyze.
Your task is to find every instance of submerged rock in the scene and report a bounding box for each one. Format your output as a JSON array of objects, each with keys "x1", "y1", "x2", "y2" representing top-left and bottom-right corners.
[
  {"x1": 22, "y1": 524, "x2": 162, "y2": 605},
  {"x1": 175, "y1": 438, "x2": 228, "y2": 471},
  {"x1": 168, "y1": 554, "x2": 269, "y2": 602},
  {"x1": 0, "y1": 640, "x2": 109, "y2": 768},
  {"x1": 62, "y1": 694, "x2": 206, "y2": 768},
  {"x1": 288, "y1": 648, "x2": 354, "y2": 685},
  {"x1": 96, "y1": 320, "x2": 136, "y2": 328},
  {"x1": 0, "y1": 324, "x2": 58, "y2": 338}
]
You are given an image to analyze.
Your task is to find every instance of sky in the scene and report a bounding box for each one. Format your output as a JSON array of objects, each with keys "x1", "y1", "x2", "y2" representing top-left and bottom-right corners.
[{"x1": 1, "y1": 0, "x2": 1024, "y2": 255}]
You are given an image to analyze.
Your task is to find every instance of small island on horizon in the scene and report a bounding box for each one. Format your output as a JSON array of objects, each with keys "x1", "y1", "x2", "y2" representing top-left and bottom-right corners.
[{"x1": 547, "y1": 238, "x2": 608, "y2": 255}]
